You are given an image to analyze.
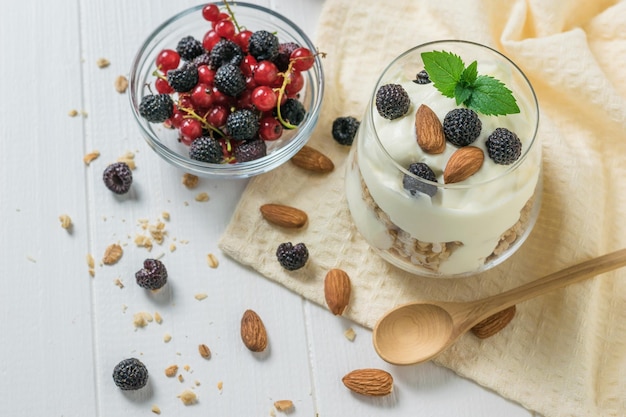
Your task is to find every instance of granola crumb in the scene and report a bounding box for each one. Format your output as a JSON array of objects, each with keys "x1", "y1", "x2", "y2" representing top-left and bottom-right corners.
[
  {"x1": 164, "y1": 333, "x2": 172, "y2": 343},
  {"x1": 59, "y1": 214, "x2": 72, "y2": 230},
  {"x1": 102, "y1": 243, "x2": 123, "y2": 265},
  {"x1": 217, "y1": 381, "x2": 223, "y2": 392},
  {"x1": 195, "y1": 192, "x2": 209, "y2": 202},
  {"x1": 117, "y1": 151, "x2": 136, "y2": 170},
  {"x1": 169, "y1": 243, "x2": 177, "y2": 253},
  {"x1": 198, "y1": 344, "x2": 211, "y2": 359},
  {"x1": 154, "y1": 311, "x2": 163, "y2": 324},
  {"x1": 161, "y1": 211, "x2": 170, "y2": 221},
  {"x1": 274, "y1": 400, "x2": 294, "y2": 412},
  {"x1": 182, "y1": 173, "x2": 199, "y2": 189},
  {"x1": 86, "y1": 254, "x2": 95, "y2": 269},
  {"x1": 207, "y1": 253, "x2": 219, "y2": 268},
  {"x1": 344, "y1": 328, "x2": 357, "y2": 342},
  {"x1": 114, "y1": 278, "x2": 124, "y2": 289},
  {"x1": 96, "y1": 57, "x2": 110, "y2": 68},
  {"x1": 183, "y1": 364, "x2": 191, "y2": 372},
  {"x1": 151, "y1": 405, "x2": 161, "y2": 415},
  {"x1": 88, "y1": 268, "x2": 95, "y2": 277},
  {"x1": 194, "y1": 380, "x2": 201, "y2": 386},
  {"x1": 115, "y1": 75, "x2": 129, "y2": 93},
  {"x1": 194, "y1": 293, "x2": 208, "y2": 301},
  {"x1": 68, "y1": 109, "x2": 79, "y2": 117},
  {"x1": 165, "y1": 364, "x2": 178, "y2": 377},
  {"x1": 178, "y1": 389, "x2": 197, "y2": 405},
  {"x1": 134, "y1": 234, "x2": 153, "y2": 251},
  {"x1": 133, "y1": 311, "x2": 153, "y2": 328},
  {"x1": 83, "y1": 150, "x2": 100, "y2": 165},
  {"x1": 177, "y1": 374, "x2": 184, "y2": 383}
]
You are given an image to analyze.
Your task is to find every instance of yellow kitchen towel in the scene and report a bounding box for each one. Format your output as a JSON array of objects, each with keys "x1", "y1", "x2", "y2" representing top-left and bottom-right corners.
[{"x1": 219, "y1": 1, "x2": 626, "y2": 416}]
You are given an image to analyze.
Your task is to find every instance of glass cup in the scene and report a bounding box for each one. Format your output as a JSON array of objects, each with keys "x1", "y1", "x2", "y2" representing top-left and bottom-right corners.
[{"x1": 345, "y1": 40, "x2": 541, "y2": 278}]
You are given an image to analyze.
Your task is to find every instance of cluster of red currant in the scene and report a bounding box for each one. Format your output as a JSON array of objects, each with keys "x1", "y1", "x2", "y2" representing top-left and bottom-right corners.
[{"x1": 149, "y1": 2, "x2": 318, "y2": 163}]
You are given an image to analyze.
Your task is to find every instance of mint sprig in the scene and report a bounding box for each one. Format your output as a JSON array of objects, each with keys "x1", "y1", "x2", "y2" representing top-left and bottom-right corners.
[{"x1": 421, "y1": 50, "x2": 520, "y2": 116}]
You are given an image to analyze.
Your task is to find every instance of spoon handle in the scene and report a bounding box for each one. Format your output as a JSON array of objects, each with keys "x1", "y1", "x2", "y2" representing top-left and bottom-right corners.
[{"x1": 473, "y1": 248, "x2": 626, "y2": 323}]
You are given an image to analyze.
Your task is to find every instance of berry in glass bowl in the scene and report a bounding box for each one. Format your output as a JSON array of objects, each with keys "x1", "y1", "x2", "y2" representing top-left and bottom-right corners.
[{"x1": 129, "y1": 1, "x2": 324, "y2": 178}]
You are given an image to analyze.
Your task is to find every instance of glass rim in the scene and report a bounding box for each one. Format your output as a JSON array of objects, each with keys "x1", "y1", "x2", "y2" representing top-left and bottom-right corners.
[
  {"x1": 369, "y1": 39, "x2": 540, "y2": 189},
  {"x1": 128, "y1": 2, "x2": 325, "y2": 178}
]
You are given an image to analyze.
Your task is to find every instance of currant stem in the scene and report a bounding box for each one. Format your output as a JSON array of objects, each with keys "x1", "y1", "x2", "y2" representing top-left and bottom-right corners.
[
  {"x1": 222, "y1": 0, "x2": 242, "y2": 33},
  {"x1": 178, "y1": 105, "x2": 224, "y2": 137}
]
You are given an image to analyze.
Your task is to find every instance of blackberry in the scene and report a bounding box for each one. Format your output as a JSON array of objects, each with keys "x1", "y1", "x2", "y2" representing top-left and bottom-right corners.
[
  {"x1": 443, "y1": 108, "x2": 482, "y2": 147},
  {"x1": 208, "y1": 38, "x2": 244, "y2": 69},
  {"x1": 192, "y1": 52, "x2": 211, "y2": 67},
  {"x1": 276, "y1": 242, "x2": 309, "y2": 271},
  {"x1": 227, "y1": 109, "x2": 259, "y2": 141},
  {"x1": 135, "y1": 258, "x2": 168, "y2": 290},
  {"x1": 139, "y1": 94, "x2": 173, "y2": 123},
  {"x1": 112, "y1": 358, "x2": 149, "y2": 391},
  {"x1": 403, "y1": 162, "x2": 438, "y2": 197},
  {"x1": 214, "y1": 63, "x2": 246, "y2": 97},
  {"x1": 413, "y1": 69, "x2": 431, "y2": 85},
  {"x1": 248, "y1": 30, "x2": 279, "y2": 61},
  {"x1": 486, "y1": 127, "x2": 522, "y2": 165},
  {"x1": 103, "y1": 162, "x2": 133, "y2": 194},
  {"x1": 274, "y1": 41, "x2": 300, "y2": 71},
  {"x1": 176, "y1": 35, "x2": 205, "y2": 61},
  {"x1": 331, "y1": 116, "x2": 360, "y2": 146},
  {"x1": 375, "y1": 84, "x2": 410, "y2": 120},
  {"x1": 167, "y1": 64, "x2": 199, "y2": 93},
  {"x1": 189, "y1": 136, "x2": 223, "y2": 163},
  {"x1": 279, "y1": 98, "x2": 306, "y2": 126},
  {"x1": 234, "y1": 139, "x2": 267, "y2": 162}
]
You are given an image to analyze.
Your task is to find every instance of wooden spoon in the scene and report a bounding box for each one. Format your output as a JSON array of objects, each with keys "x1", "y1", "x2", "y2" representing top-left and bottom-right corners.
[{"x1": 372, "y1": 248, "x2": 626, "y2": 366}]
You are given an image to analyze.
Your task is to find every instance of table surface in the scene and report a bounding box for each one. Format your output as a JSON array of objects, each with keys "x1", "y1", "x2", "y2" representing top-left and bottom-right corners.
[{"x1": 0, "y1": 0, "x2": 540, "y2": 415}]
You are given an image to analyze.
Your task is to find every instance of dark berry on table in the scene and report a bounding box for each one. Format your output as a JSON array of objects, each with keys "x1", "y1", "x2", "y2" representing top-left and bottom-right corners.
[
  {"x1": 139, "y1": 94, "x2": 173, "y2": 123},
  {"x1": 331, "y1": 116, "x2": 360, "y2": 146},
  {"x1": 276, "y1": 242, "x2": 309, "y2": 271},
  {"x1": 274, "y1": 41, "x2": 300, "y2": 71},
  {"x1": 279, "y1": 98, "x2": 306, "y2": 126},
  {"x1": 167, "y1": 63, "x2": 199, "y2": 93},
  {"x1": 413, "y1": 69, "x2": 431, "y2": 84},
  {"x1": 103, "y1": 162, "x2": 133, "y2": 194},
  {"x1": 403, "y1": 162, "x2": 438, "y2": 197},
  {"x1": 112, "y1": 358, "x2": 149, "y2": 391},
  {"x1": 135, "y1": 258, "x2": 168, "y2": 290},
  {"x1": 214, "y1": 63, "x2": 246, "y2": 97},
  {"x1": 375, "y1": 83, "x2": 410, "y2": 120},
  {"x1": 486, "y1": 127, "x2": 522, "y2": 165},
  {"x1": 176, "y1": 35, "x2": 205, "y2": 61},
  {"x1": 248, "y1": 30, "x2": 279, "y2": 61},
  {"x1": 234, "y1": 139, "x2": 267, "y2": 162},
  {"x1": 226, "y1": 109, "x2": 259, "y2": 141},
  {"x1": 443, "y1": 108, "x2": 482, "y2": 147},
  {"x1": 208, "y1": 39, "x2": 244, "y2": 70},
  {"x1": 189, "y1": 136, "x2": 223, "y2": 163}
]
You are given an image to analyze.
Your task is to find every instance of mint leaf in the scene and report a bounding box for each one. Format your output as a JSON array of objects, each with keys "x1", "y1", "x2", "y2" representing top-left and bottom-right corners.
[
  {"x1": 460, "y1": 61, "x2": 478, "y2": 85},
  {"x1": 464, "y1": 75, "x2": 520, "y2": 115},
  {"x1": 421, "y1": 51, "x2": 465, "y2": 98},
  {"x1": 454, "y1": 61, "x2": 478, "y2": 104},
  {"x1": 454, "y1": 83, "x2": 472, "y2": 105}
]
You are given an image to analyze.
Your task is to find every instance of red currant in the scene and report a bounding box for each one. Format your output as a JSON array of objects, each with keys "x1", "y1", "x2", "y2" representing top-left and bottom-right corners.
[
  {"x1": 240, "y1": 55, "x2": 257, "y2": 77},
  {"x1": 155, "y1": 77, "x2": 174, "y2": 94},
  {"x1": 214, "y1": 19, "x2": 235, "y2": 39},
  {"x1": 237, "y1": 90, "x2": 254, "y2": 110},
  {"x1": 180, "y1": 118, "x2": 203, "y2": 144},
  {"x1": 251, "y1": 86, "x2": 277, "y2": 112},
  {"x1": 253, "y1": 61, "x2": 279, "y2": 86},
  {"x1": 259, "y1": 116, "x2": 283, "y2": 141},
  {"x1": 201, "y1": 4, "x2": 220, "y2": 22},
  {"x1": 191, "y1": 83, "x2": 214, "y2": 109},
  {"x1": 202, "y1": 30, "x2": 221, "y2": 51},
  {"x1": 290, "y1": 47, "x2": 315, "y2": 71},
  {"x1": 284, "y1": 70, "x2": 304, "y2": 97},
  {"x1": 211, "y1": 87, "x2": 232, "y2": 106},
  {"x1": 234, "y1": 30, "x2": 253, "y2": 53},
  {"x1": 197, "y1": 65, "x2": 215, "y2": 85},
  {"x1": 207, "y1": 105, "x2": 229, "y2": 127},
  {"x1": 156, "y1": 49, "x2": 180, "y2": 72},
  {"x1": 168, "y1": 108, "x2": 185, "y2": 129}
]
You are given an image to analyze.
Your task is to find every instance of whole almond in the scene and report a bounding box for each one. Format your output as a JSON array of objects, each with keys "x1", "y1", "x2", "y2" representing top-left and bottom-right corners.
[
  {"x1": 260, "y1": 204, "x2": 308, "y2": 228},
  {"x1": 471, "y1": 305, "x2": 516, "y2": 339},
  {"x1": 240, "y1": 309, "x2": 268, "y2": 352},
  {"x1": 291, "y1": 145, "x2": 334, "y2": 173},
  {"x1": 324, "y1": 269, "x2": 351, "y2": 316},
  {"x1": 342, "y1": 368, "x2": 393, "y2": 396},
  {"x1": 415, "y1": 104, "x2": 446, "y2": 154},
  {"x1": 443, "y1": 146, "x2": 484, "y2": 184}
]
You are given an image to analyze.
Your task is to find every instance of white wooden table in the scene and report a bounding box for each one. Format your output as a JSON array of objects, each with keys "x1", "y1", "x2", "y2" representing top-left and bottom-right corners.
[{"x1": 0, "y1": 1, "x2": 539, "y2": 415}]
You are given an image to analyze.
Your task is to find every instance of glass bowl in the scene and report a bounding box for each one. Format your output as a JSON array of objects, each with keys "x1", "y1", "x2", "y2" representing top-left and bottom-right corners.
[
  {"x1": 129, "y1": 2, "x2": 324, "y2": 178},
  {"x1": 345, "y1": 40, "x2": 541, "y2": 278}
]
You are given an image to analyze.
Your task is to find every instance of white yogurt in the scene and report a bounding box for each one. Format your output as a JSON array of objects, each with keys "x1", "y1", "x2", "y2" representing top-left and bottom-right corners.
[{"x1": 346, "y1": 62, "x2": 540, "y2": 276}]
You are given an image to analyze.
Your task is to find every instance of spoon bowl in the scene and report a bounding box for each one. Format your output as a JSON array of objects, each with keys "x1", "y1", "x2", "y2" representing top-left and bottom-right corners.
[{"x1": 373, "y1": 248, "x2": 626, "y2": 365}]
